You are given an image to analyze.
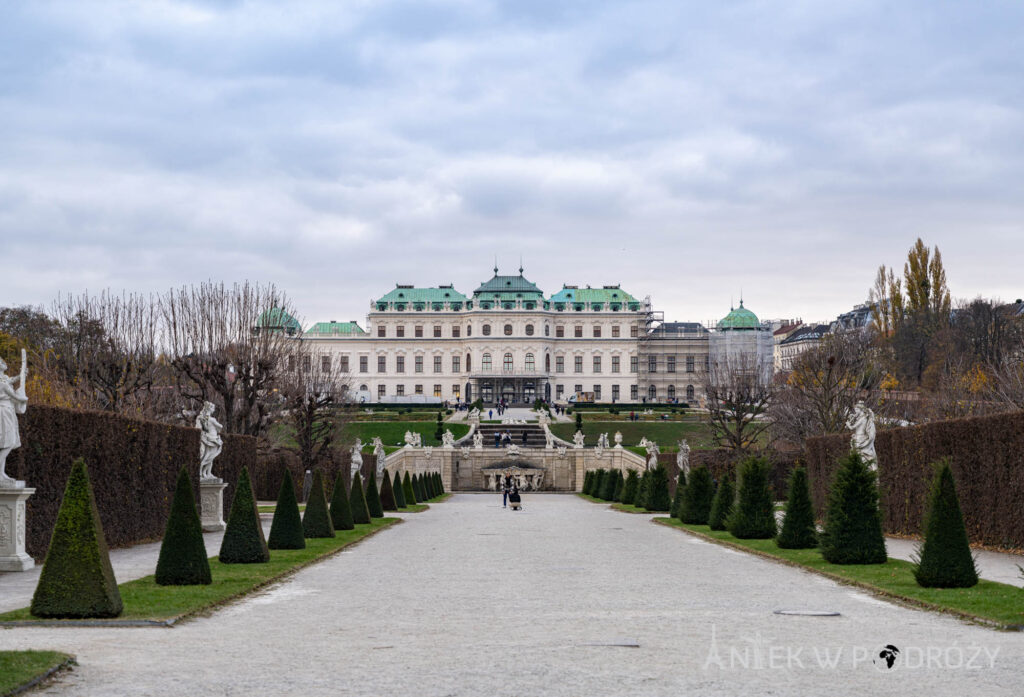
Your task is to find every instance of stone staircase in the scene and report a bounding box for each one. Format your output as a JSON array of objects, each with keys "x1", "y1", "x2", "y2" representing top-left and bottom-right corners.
[{"x1": 474, "y1": 423, "x2": 547, "y2": 448}]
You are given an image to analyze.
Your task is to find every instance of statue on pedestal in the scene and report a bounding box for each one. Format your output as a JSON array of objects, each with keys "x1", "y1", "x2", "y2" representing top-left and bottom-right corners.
[
  {"x1": 442, "y1": 429, "x2": 455, "y2": 448},
  {"x1": 0, "y1": 350, "x2": 28, "y2": 487},
  {"x1": 472, "y1": 431, "x2": 483, "y2": 450},
  {"x1": 572, "y1": 431, "x2": 585, "y2": 449},
  {"x1": 351, "y1": 439, "x2": 364, "y2": 481},
  {"x1": 645, "y1": 440, "x2": 660, "y2": 471},
  {"x1": 846, "y1": 400, "x2": 878, "y2": 470},
  {"x1": 544, "y1": 427, "x2": 554, "y2": 450},
  {"x1": 372, "y1": 437, "x2": 386, "y2": 476},
  {"x1": 613, "y1": 431, "x2": 623, "y2": 448},
  {"x1": 196, "y1": 401, "x2": 224, "y2": 481},
  {"x1": 676, "y1": 439, "x2": 691, "y2": 477}
]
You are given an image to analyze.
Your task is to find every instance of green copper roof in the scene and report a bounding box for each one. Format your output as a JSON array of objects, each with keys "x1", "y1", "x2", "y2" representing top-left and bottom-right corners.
[
  {"x1": 376, "y1": 285, "x2": 468, "y2": 304},
  {"x1": 549, "y1": 285, "x2": 637, "y2": 305},
  {"x1": 257, "y1": 307, "x2": 301, "y2": 334},
  {"x1": 306, "y1": 321, "x2": 367, "y2": 335},
  {"x1": 473, "y1": 271, "x2": 544, "y2": 297},
  {"x1": 717, "y1": 300, "x2": 761, "y2": 330}
]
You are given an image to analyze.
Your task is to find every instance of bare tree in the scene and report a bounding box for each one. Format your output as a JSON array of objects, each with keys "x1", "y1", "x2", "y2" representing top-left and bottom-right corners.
[
  {"x1": 161, "y1": 281, "x2": 299, "y2": 437},
  {"x1": 987, "y1": 354, "x2": 1024, "y2": 411},
  {"x1": 704, "y1": 349, "x2": 774, "y2": 453}
]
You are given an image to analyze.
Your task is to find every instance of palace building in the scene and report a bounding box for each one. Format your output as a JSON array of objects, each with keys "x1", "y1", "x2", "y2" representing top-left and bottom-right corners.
[{"x1": 300, "y1": 266, "x2": 728, "y2": 406}]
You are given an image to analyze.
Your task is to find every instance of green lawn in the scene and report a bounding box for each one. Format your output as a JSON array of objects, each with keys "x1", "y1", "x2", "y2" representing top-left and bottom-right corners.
[
  {"x1": 551, "y1": 420, "x2": 716, "y2": 450},
  {"x1": 257, "y1": 504, "x2": 305, "y2": 513},
  {"x1": 657, "y1": 519, "x2": 1024, "y2": 630},
  {"x1": 0, "y1": 651, "x2": 74, "y2": 695},
  {"x1": 0, "y1": 519, "x2": 399, "y2": 625}
]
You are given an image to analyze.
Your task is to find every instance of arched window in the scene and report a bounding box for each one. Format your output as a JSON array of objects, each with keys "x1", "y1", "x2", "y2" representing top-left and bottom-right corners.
[
  {"x1": 544, "y1": 324, "x2": 550, "y2": 336},
  {"x1": 482, "y1": 324, "x2": 491, "y2": 336},
  {"x1": 648, "y1": 385, "x2": 657, "y2": 401},
  {"x1": 686, "y1": 384, "x2": 695, "y2": 401},
  {"x1": 503, "y1": 352, "x2": 513, "y2": 371},
  {"x1": 504, "y1": 324, "x2": 513, "y2": 336},
  {"x1": 544, "y1": 354, "x2": 550, "y2": 371},
  {"x1": 359, "y1": 384, "x2": 368, "y2": 391},
  {"x1": 667, "y1": 385, "x2": 676, "y2": 400},
  {"x1": 482, "y1": 353, "x2": 492, "y2": 371},
  {"x1": 525, "y1": 353, "x2": 535, "y2": 371},
  {"x1": 466, "y1": 353, "x2": 472, "y2": 371},
  {"x1": 525, "y1": 324, "x2": 534, "y2": 336}
]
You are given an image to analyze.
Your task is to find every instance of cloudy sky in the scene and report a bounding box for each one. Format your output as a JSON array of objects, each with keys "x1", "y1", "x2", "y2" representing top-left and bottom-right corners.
[{"x1": 2, "y1": 0, "x2": 1023, "y2": 328}]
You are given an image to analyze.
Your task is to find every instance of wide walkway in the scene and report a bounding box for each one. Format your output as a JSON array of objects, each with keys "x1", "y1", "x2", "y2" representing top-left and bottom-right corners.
[{"x1": 2, "y1": 495, "x2": 1022, "y2": 696}]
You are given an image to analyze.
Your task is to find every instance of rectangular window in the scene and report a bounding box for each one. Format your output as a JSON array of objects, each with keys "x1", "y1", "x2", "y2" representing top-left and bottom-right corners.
[
  {"x1": 339, "y1": 356, "x2": 349, "y2": 373},
  {"x1": 434, "y1": 356, "x2": 442, "y2": 373},
  {"x1": 630, "y1": 325, "x2": 639, "y2": 338},
  {"x1": 667, "y1": 356, "x2": 676, "y2": 373},
  {"x1": 415, "y1": 384, "x2": 423, "y2": 395},
  {"x1": 687, "y1": 355, "x2": 695, "y2": 372},
  {"x1": 378, "y1": 384, "x2": 386, "y2": 398},
  {"x1": 415, "y1": 356, "x2": 424, "y2": 373},
  {"x1": 288, "y1": 355, "x2": 296, "y2": 371},
  {"x1": 396, "y1": 326, "x2": 405, "y2": 338},
  {"x1": 574, "y1": 325, "x2": 583, "y2": 338},
  {"x1": 377, "y1": 356, "x2": 386, "y2": 373},
  {"x1": 556, "y1": 356, "x2": 565, "y2": 373},
  {"x1": 377, "y1": 326, "x2": 385, "y2": 338},
  {"x1": 396, "y1": 384, "x2": 405, "y2": 396},
  {"x1": 574, "y1": 356, "x2": 583, "y2": 373},
  {"x1": 360, "y1": 356, "x2": 368, "y2": 373},
  {"x1": 705, "y1": 355, "x2": 710, "y2": 371},
  {"x1": 611, "y1": 356, "x2": 620, "y2": 373},
  {"x1": 594, "y1": 385, "x2": 602, "y2": 400},
  {"x1": 593, "y1": 326, "x2": 601, "y2": 338},
  {"x1": 302, "y1": 355, "x2": 311, "y2": 372},
  {"x1": 612, "y1": 385, "x2": 620, "y2": 401},
  {"x1": 556, "y1": 384, "x2": 564, "y2": 398},
  {"x1": 452, "y1": 384, "x2": 460, "y2": 398},
  {"x1": 631, "y1": 384, "x2": 638, "y2": 400},
  {"x1": 415, "y1": 326, "x2": 423, "y2": 338},
  {"x1": 452, "y1": 356, "x2": 461, "y2": 372},
  {"x1": 452, "y1": 326, "x2": 461, "y2": 338},
  {"x1": 612, "y1": 325, "x2": 621, "y2": 338},
  {"x1": 593, "y1": 356, "x2": 601, "y2": 373},
  {"x1": 433, "y1": 384, "x2": 442, "y2": 397},
  {"x1": 648, "y1": 356, "x2": 657, "y2": 373},
  {"x1": 574, "y1": 384, "x2": 583, "y2": 394},
  {"x1": 630, "y1": 356, "x2": 638, "y2": 373},
  {"x1": 556, "y1": 326, "x2": 565, "y2": 338},
  {"x1": 396, "y1": 356, "x2": 405, "y2": 373},
  {"x1": 321, "y1": 355, "x2": 331, "y2": 372},
  {"x1": 433, "y1": 325, "x2": 441, "y2": 338}
]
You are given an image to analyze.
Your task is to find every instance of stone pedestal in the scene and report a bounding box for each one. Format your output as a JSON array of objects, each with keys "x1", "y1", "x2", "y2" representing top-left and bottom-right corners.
[
  {"x1": 199, "y1": 479, "x2": 227, "y2": 532},
  {"x1": 0, "y1": 486, "x2": 35, "y2": 571}
]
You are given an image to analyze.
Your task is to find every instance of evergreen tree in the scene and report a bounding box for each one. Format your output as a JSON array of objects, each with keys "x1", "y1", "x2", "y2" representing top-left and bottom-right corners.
[
  {"x1": 403, "y1": 471, "x2": 417, "y2": 505},
  {"x1": 379, "y1": 469, "x2": 398, "y2": 511},
  {"x1": 612, "y1": 470, "x2": 625, "y2": 502},
  {"x1": 708, "y1": 473, "x2": 734, "y2": 531},
  {"x1": 913, "y1": 460, "x2": 978, "y2": 587},
  {"x1": 219, "y1": 466, "x2": 270, "y2": 563},
  {"x1": 670, "y1": 472, "x2": 687, "y2": 518},
  {"x1": 156, "y1": 467, "x2": 213, "y2": 584},
  {"x1": 31, "y1": 459, "x2": 123, "y2": 617},
  {"x1": 595, "y1": 470, "x2": 609, "y2": 500},
  {"x1": 365, "y1": 470, "x2": 384, "y2": 518},
  {"x1": 302, "y1": 470, "x2": 335, "y2": 538},
  {"x1": 621, "y1": 470, "x2": 639, "y2": 505},
  {"x1": 349, "y1": 472, "x2": 372, "y2": 524},
  {"x1": 267, "y1": 471, "x2": 306, "y2": 550},
  {"x1": 776, "y1": 467, "x2": 817, "y2": 549},
  {"x1": 644, "y1": 465, "x2": 672, "y2": 512},
  {"x1": 575, "y1": 411, "x2": 583, "y2": 431},
  {"x1": 634, "y1": 471, "x2": 649, "y2": 510},
  {"x1": 437, "y1": 472, "x2": 445, "y2": 495},
  {"x1": 819, "y1": 451, "x2": 887, "y2": 564},
  {"x1": 681, "y1": 467, "x2": 715, "y2": 524},
  {"x1": 600, "y1": 468, "x2": 618, "y2": 500},
  {"x1": 582, "y1": 471, "x2": 594, "y2": 496},
  {"x1": 329, "y1": 471, "x2": 354, "y2": 531},
  {"x1": 727, "y1": 456, "x2": 776, "y2": 539},
  {"x1": 434, "y1": 411, "x2": 444, "y2": 442},
  {"x1": 392, "y1": 471, "x2": 407, "y2": 509}
]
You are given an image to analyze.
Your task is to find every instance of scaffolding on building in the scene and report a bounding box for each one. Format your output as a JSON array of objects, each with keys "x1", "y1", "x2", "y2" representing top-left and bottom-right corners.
[{"x1": 635, "y1": 296, "x2": 709, "y2": 405}]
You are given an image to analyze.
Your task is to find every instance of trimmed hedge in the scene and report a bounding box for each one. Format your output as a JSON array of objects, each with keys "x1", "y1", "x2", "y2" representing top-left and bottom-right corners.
[
  {"x1": 806, "y1": 409, "x2": 1024, "y2": 549},
  {"x1": 914, "y1": 460, "x2": 978, "y2": 588},
  {"x1": 218, "y1": 467, "x2": 270, "y2": 564},
  {"x1": 727, "y1": 456, "x2": 776, "y2": 539},
  {"x1": 267, "y1": 471, "x2": 305, "y2": 550},
  {"x1": 302, "y1": 470, "x2": 335, "y2": 539},
  {"x1": 155, "y1": 467, "x2": 213, "y2": 584},
  {"x1": 776, "y1": 467, "x2": 816, "y2": 549},
  {"x1": 350, "y1": 472, "x2": 371, "y2": 524},
  {"x1": 392, "y1": 471, "x2": 407, "y2": 509},
  {"x1": 329, "y1": 472, "x2": 354, "y2": 531},
  {"x1": 379, "y1": 469, "x2": 398, "y2": 511},
  {"x1": 708, "y1": 474, "x2": 734, "y2": 531},
  {"x1": 680, "y1": 466, "x2": 714, "y2": 524},
  {"x1": 402, "y1": 472, "x2": 416, "y2": 505},
  {"x1": 599, "y1": 468, "x2": 617, "y2": 501},
  {"x1": 643, "y1": 466, "x2": 672, "y2": 512},
  {"x1": 365, "y1": 470, "x2": 384, "y2": 518},
  {"x1": 620, "y1": 470, "x2": 639, "y2": 504},
  {"x1": 819, "y1": 452, "x2": 887, "y2": 565}
]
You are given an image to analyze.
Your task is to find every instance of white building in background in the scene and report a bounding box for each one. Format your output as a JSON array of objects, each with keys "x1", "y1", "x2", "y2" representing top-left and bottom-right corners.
[{"x1": 708, "y1": 300, "x2": 774, "y2": 385}]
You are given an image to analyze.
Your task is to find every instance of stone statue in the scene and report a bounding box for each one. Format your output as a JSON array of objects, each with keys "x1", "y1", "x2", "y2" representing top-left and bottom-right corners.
[
  {"x1": 544, "y1": 427, "x2": 554, "y2": 450},
  {"x1": 556, "y1": 446, "x2": 567, "y2": 457},
  {"x1": 613, "y1": 431, "x2": 623, "y2": 448},
  {"x1": 350, "y1": 439, "x2": 364, "y2": 481},
  {"x1": 572, "y1": 431, "x2": 585, "y2": 449},
  {"x1": 507, "y1": 443, "x2": 520, "y2": 457},
  {"x1": 442, "y1": 429, "x2": 455, "y2": 448},
  {"x1": 372, "y1": 437, "x2": 386, "y2": 476},
  {"x1": 645, "y1": 440, "x2": 660, "y2": 471},
  {"x1": 676, "y1": 439, "x2": 691, "y2": 477},
  {"x1": 196, "y1": 401, "x2": 224, "y2": 481},
  {"x1": 0, "y1": 350, "x2": 28, "y2": 487},
  {"x1": 846, "y1": 400, "x2": 877, "y2": 469},
  {"x1": 472, "y1": 431, "x2": 483, "y2": 450},
  {"x1": 469, "y1": 407, "x2": 480, "y2": 419},
  {"x1": 404, "y1": 430, "x2": 415, "y2": 447},
  {"x1": 597, "y1": 433, "x2": 609, "y2": 448},
  {"x1": 638, "y1": 436, "x2": 649, "y2": 449},
  {"x1": 413, "y1": 432, "x2": 422, "y2": 447},
  {"x1": 533, "y1": 471, "x2": 544, "y2": 490}
]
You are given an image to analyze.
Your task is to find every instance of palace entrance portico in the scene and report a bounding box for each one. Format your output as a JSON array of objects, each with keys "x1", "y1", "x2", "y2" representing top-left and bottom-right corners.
[{"x1": 469, "y1": 373, "x2": 551, "y2": 405}]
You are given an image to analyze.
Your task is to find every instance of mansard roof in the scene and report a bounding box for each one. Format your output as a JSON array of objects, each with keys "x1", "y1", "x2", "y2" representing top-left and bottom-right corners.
[
  {"x1": 376, "y1": 284, "x2": 468, "y2": 304},
  {"x1": 306, "y1": 321, "x2": 367, "y2": 336},
  {"x1": 473, "y1": 271, "x2": 544, "y2": 297},
  {"x1": 549, "y1": 284, "x2": 637, "y2": 305}
]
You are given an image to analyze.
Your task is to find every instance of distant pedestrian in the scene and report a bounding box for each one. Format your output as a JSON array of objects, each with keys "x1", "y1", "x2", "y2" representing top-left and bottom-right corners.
[
  {"x1": 494, "y1": 431, "x2": 501, "y2": 448},
  {"x1": 502, "y1": 478, "x2": 510, "y2": 507},
  {"x1": 521, "y1": 430, "x2": 528, "y2": 445},
  {"x1": 489, "y1": 409, "x2": 493, "y2": 420}
]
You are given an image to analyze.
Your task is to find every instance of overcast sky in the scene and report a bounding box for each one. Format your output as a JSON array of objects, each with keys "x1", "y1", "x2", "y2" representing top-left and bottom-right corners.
[{"x1": 2, "y1": 1, "x2": 1023, "y2": 328}]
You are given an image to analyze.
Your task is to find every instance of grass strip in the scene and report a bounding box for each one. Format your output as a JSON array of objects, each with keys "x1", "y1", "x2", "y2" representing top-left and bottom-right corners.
[
  {"x1": 0, "y1": 518, "x2": 399, "y2": 627},
  {"x1": 257, "y1": 504, "x2": 305, "y2": 513},
  {"x1": 576, "y1": 493, "x2": 650, "y2": 514},
  {"x1": 655, "y1": 518, "x2": 1024, "y2": 630},
  {"x1": 0, "y1": 651, "x2": 75, "y2": 697}
]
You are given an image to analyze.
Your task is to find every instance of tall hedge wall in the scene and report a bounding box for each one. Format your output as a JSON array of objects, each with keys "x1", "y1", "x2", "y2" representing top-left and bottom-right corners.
[
  {"x1": 6, "y1": 405, "x2": 255, "y2": 560},
  {"x1": 804, "y1": 409, "x2": 1024, "y2": 549}
]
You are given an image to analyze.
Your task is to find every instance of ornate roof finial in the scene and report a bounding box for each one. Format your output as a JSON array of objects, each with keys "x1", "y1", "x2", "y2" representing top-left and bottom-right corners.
[
  {"x1": 739, "y1": 288, "x2": 744, "y2": 308},
  {"x1": 519, "y1": 254, "x2": 524, "y2": 275},
  {"x1": 494, "y1": 256, "x2": 498, "y2": 275}
]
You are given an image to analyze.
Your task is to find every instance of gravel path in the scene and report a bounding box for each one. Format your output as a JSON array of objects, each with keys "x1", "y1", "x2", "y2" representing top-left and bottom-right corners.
[{"x1": 2, "y1": 494, "x2": 1022, "y2": 696}]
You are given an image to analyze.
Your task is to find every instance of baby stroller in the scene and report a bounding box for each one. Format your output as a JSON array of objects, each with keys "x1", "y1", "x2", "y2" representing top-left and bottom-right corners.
[{"x1": 508, "y1": 487, "x2": 522, "y2": 511}]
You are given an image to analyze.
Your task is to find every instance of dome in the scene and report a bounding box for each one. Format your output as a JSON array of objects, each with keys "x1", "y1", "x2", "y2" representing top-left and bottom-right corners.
[{"x1": 717, "y1": 300, "x2": 761, "y2": 330}]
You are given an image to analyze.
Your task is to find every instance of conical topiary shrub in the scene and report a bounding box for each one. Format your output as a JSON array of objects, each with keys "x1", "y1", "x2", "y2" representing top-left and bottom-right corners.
[
  {"x1": 329, "y1": 471, "x2": 354, "y2": 531},
  {"x1": 621, "y1": 470, "x2": 639, "y2": 505},
  {"x1": 424, "y1": 472, "x2": 435, "y2": 500},
  {"x1": 436, "y1": 472, "x2": 445, "y2": 495},
  {"x1": 412, "y1": 473, "x2": 423, "y2": 503},
  {"x1": 403, "y1": 472, "x2": 417, "y2": 505},
  {"x1": 379, "y1": 469, "x2": 398, "y2": 511},
  {"x1": 914, "y1": 460, "x2": 978, "y2": 588},
  {"x1": 645, "y1": 466, "x2": 672, "y2": 512},
  {"x1": 727, "y1": 456, "x2": 776, "y2": 539},
  {"x1": 219, "y1": 466, "x2": 270, "y2": 563},
  {"x1": 31, "y1": 458, "x2": 123, "y2": 618},
  {"x1": 612, "y1": 470, "x2": 625, "y2": 502},
  {"x1": 365, "y1": 470, "x2": 384, "y2": 518},
  {"x1": 268, "y1": 471, "x2": 305, "y2": 550},
  {"x1": 600, "y1": 468, "x2": 617, "y2": 501},
  {"x1": 156, "y1": 467, "x2": 213, "y2": 585},
  {"x1": 681, "y1": 467, "x2": 715, "y2": 525},
  {"x1": 392, "y1": 471, "x2": 407, "y2": 509},
  {"x1": 582, "y1": 471, "x2": 593, "y2": 495},
  {"x1": 302, "y1": 470, "x2": 335, "y2": 538},
  {"x1": 350, "y1": 472, "x2": 371, "y2": 524},
  {"x1": 708, "y1": 473, "x2": 734, "y2": 531},
  {"x1": 776, "y1": 467, "x2": 817, "y2": 549},
  {"x1": 819, "y1": 451, "x2": 887, "y2": 564},
  {"x1": 634, "y1": 471, "x2": 649, "y2": 510},
  {"x1": 670, "y1": 474, "x2": 685, "y2": 518}
]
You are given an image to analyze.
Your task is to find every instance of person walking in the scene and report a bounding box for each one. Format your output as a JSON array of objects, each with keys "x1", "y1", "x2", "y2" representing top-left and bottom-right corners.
[
  {"x1": 494, "y1": 431, "x2": 501, "y2": 448},
  {"x1": 521, "y1": 430, "x2": 528, "y2": 446},
  {"x1": 502, "y1": 476, "x2": 510, "y2": 508}
]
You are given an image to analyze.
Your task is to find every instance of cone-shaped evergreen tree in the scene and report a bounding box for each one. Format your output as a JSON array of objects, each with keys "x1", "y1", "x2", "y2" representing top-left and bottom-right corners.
[
  {"x1": 302, "y1": 470, "x2": 335, "y2": 538},
  {"x1": 599, "y1": 468, "x2": 617, "y2": 500},
  {"x1": 412, "y1": 473, "x2": 423, "y2": 503},
  {"x1": 392, "y1": 471, "x2": 407, "y2": 509},
  {"x1": 708, "y1": 474, "x2": 734, "y2": 531},
  {"x1": 819, "y1": 451, "x2": 887, "y2": 564},
  {"x1": 379, "y1": 469, "x2": 398, "y2": 511},
  {"x1": 588, "y1": 470, "x2": 600, "y2": 498},
  {"x1": 634, "y1": 471, "x2": 649, "y2": 509},
  {"x1": 424, "y1": 472, "x2": 435, "y2": 500},
  {"x1": 436, "y1": 472, "x2": 445, "y2": 495},
  {"x1": 155, "y1": 467, "x2": 213, "y2": 585},
  {"x1": 365, "y1": 470, "x2": 384, "y2": 518},
  {"x1": 219, "y1": 466, "x2": 270, "y2": 563},
  {"x1": 670, "y1": 473, "x2": 686, "y2": 518},
  {"x1": 612, "y1": 470, "x2": 625, "y2": 502},
  {"x1": 621, "y1": 470, "x2": 639, "y2": 505},
  {"x1": 403, "y1": 472, "x2": 417, "y2": 505},
  {"x1": 586, "y1": 471, "x2": 596, "y2": 495},
  {"x1": 31, "y1": 458, "x2": 123, "y2": 617},
  {"x1": 644, "y1": 465, "x2": 672, "y2": 512},
  {"x1": 727, "y1": 456, "x2": 776, "y2": 539},
  {"x1": 913, "y1": 460, "x2": 978, "y2": 587},
  {"x1": 330, "y1": 471, "x2": 354, "y2": 531},
  {"x1": 776, "y1": 467, "x2": 817, "y2": 549},
  {"x1": 350, "y1": 472, "x2": 372, "y2": 524},
  {"x1": 267, "y1": 471, "x2": 306, "y2": 550},
  {"x1": 681, "y1": 467, "x2": 715, "y2": 525}
]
